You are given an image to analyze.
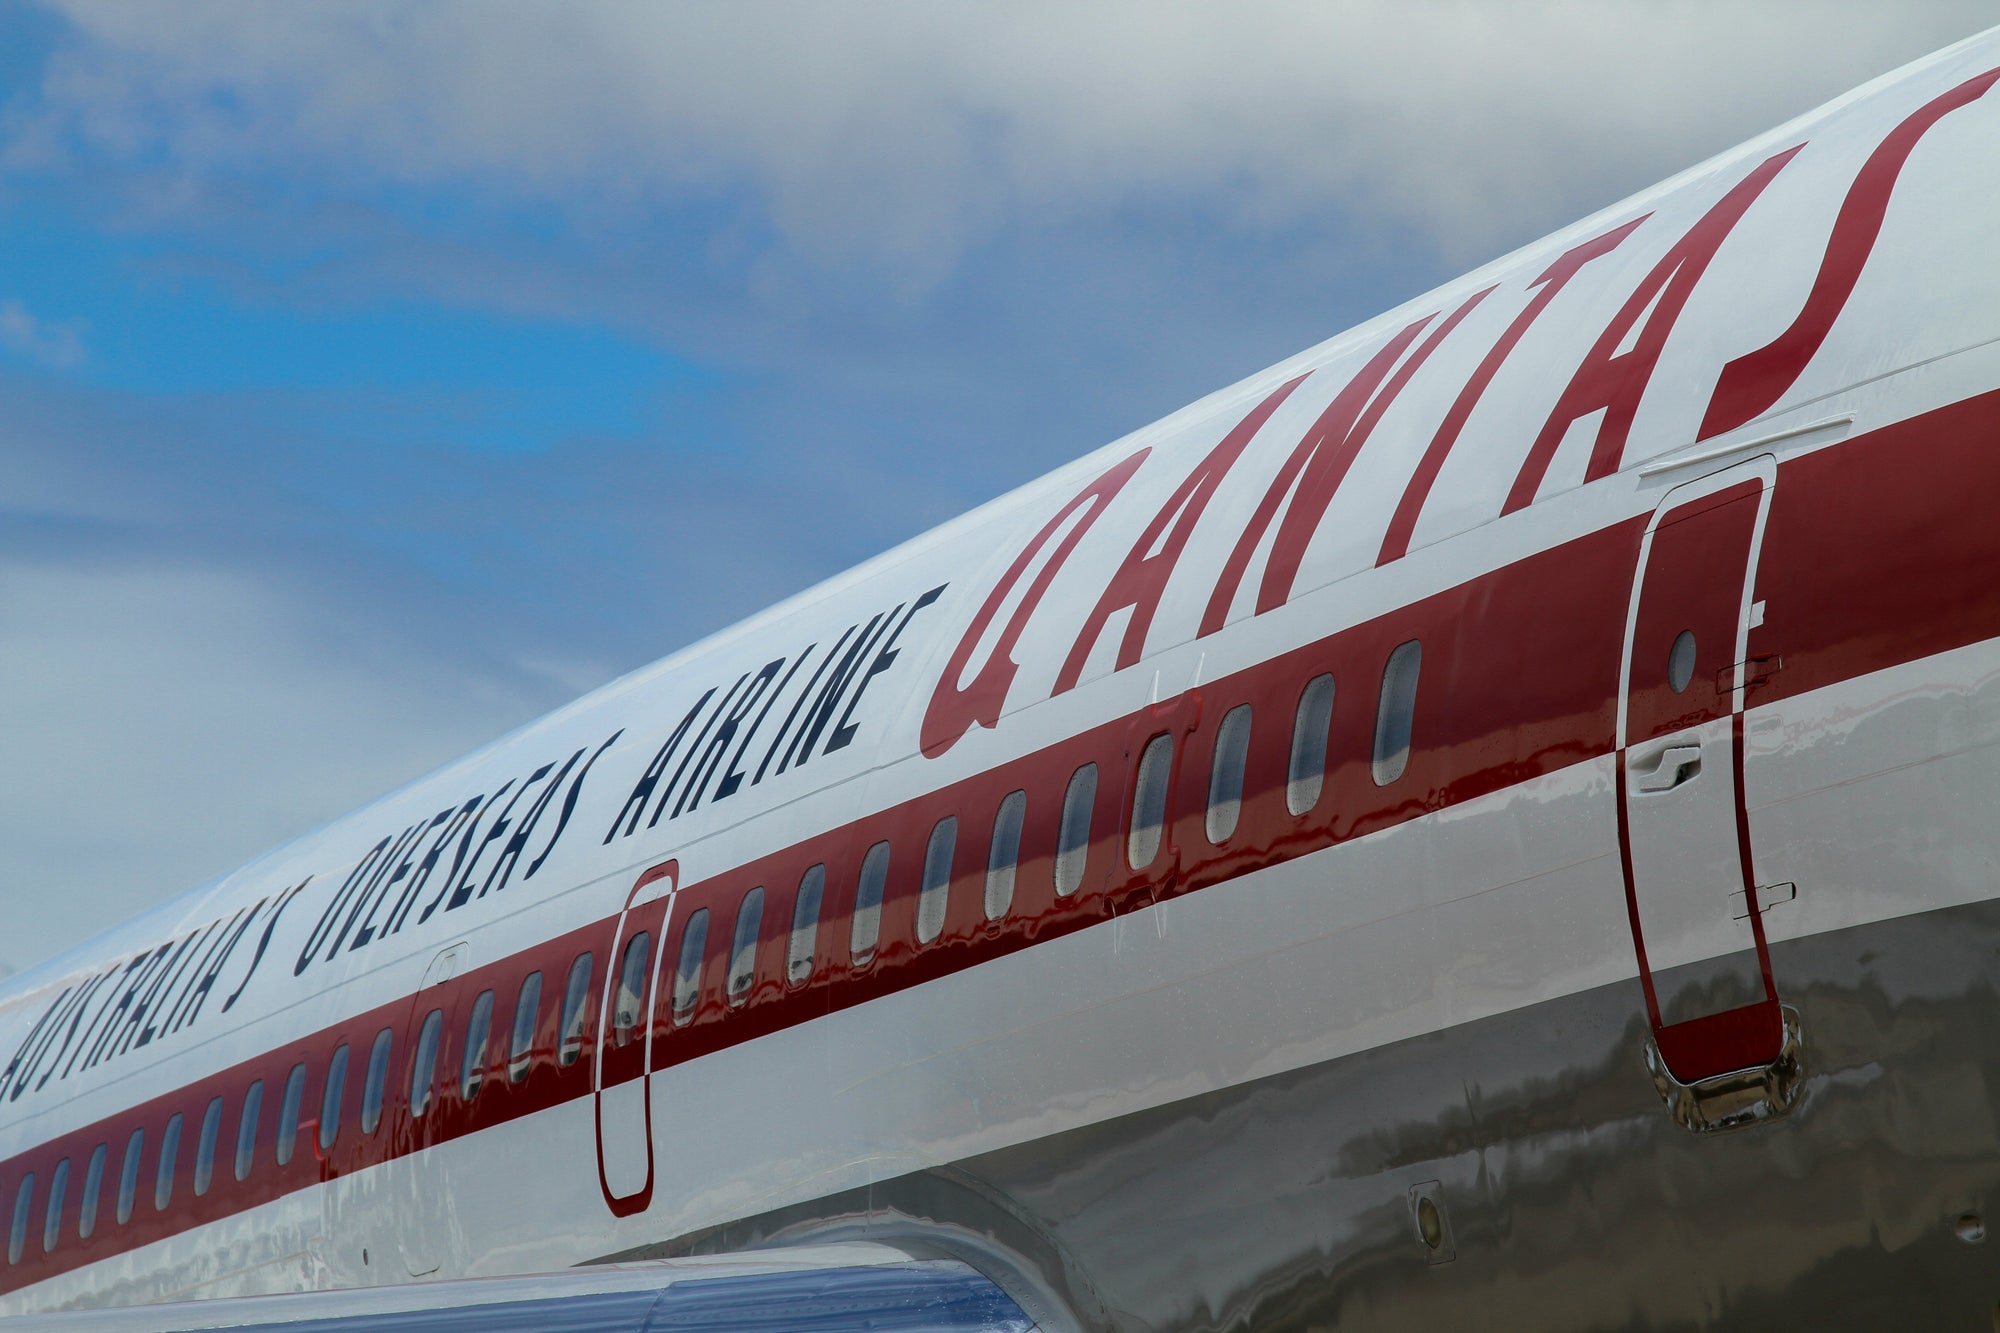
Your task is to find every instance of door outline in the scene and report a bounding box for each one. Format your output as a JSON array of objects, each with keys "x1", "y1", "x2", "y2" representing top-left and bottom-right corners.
[
  {"x1": 398, "y1": 941, "x2": 468, "y2": 1276},
  {"x1": 592, "y1": 858, "x2": 676, "y2": 1217},
  {"x1": 1616, "y1": 456, "x2": 1784, "y2": 1087}
]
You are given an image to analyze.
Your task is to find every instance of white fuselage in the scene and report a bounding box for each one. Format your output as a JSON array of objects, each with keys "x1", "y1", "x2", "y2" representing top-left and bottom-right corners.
[{"x1": 7, "y1": 31, "x2": 2000, "y2": 1330}]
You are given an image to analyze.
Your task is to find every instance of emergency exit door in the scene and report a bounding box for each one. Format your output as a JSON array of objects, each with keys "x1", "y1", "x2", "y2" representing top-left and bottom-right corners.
[{"x1": 1618, "y1": 457, "x2": 1784, "y2": 1087}]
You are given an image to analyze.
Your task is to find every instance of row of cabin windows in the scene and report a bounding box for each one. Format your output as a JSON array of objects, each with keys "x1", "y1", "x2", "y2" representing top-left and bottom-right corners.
[
  {"x1": 3, "y1": 948, "x2": 603, "y2": 1265},
  {"x1": 1, "y1": 641, "x2": 1424, "y2": 1266},
  {"x1": 661, "y1": 639, "x2": 1424, "y2": 1006}
]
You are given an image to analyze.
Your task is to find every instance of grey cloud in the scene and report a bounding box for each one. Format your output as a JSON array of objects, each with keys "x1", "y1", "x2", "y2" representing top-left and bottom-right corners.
[
  {"x1": 0, "y1": 559, "x2": 557, "y2": 964},
  {"x1": 7, "y1": 4, "x2": 1999, "y2": 977},
  {"x1": 23, "y1": 3, "x2": 1998, "y2": 276},
  {"x1": 0, "y1": 350, "x2": 1011, "y2": 973}
]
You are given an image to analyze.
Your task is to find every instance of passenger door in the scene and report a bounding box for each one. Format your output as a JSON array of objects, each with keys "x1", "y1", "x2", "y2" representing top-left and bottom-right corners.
[
  {"x1": 593, "y1": 859, "x2": 676, "y2": 1217},
  {"x1": 396, "y1": 941, "x2": 468, "y2": 1277},
  {"x1": 1618, "y1": 458, "x2": 1789, "y2": 1088}
]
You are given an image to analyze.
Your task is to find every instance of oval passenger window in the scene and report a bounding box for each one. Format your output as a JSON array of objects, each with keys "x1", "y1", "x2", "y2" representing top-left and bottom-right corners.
[
  {"x1": 41, "y1": 1159, "x2": 67, "y2": 1254},
  {"x1": 851, "y1": 841, "x2": 891, "y2": 964},
  {"x1": 9, "y1": 1173, "x2": 34, "y2": 1264},
  {"x1": 155, "y1": 1115, "x2": 181, "y2": 1212},
  {"x1": 1669, "y1": 629, "x2": 1697, "y2": 693},
  {"x1": 1127, "y1": 735, "x2": 1173, "y2": 870},
  {"x1": 1287, "y1": 675, "x2": 1335, "y2": 816},
  {"x1": 1055, "y1": 764, "x2": 1098, "y2": 896},
  {"x1": 613, "y1": 933, "x2": 651, "y2": 1040},
  {"x1": 1372, "y1": 641, "x2": 1422, "y2": 787},
  {"x1": 194, "y1": 1096, "x2": 224, "y2": 1196},
  {"x1": 673, "y1": 908, "x2": 710, "y2": 1025},
  {"x1": 234, "y1": 1079, "x2": 264, "y2": 1181},
  {"x1": 360, "y1": 1029, "x2": 393, "y2": 1136},
  {"x1": 728, "y1": 888, "x2": 764, "y2": 1004},
  {"x1": 461, "y1": 991, "x2": 494, "y2": 1099},
  {"x1": 984, "y1": 791, "x2": 1026, "y2": 921},
  {"x1": 788, "y1": 866, "x2": 825, "y2": 985},
  {"x1": 917, "y1": 818, "x2": 956, "y2": 944},
  {"x1": 557, "y1": 953, "x2": 593, "y2": 1066},
  {"x1": 116, "y1": 1127, "x2": 144, "y2": 1226},
  {"x1": 508, "y1": 973, "x2": 542, "y2": 1084},
  {"x1": 1207, "y1": 704, "x2": 1253, "y2": 844},
  {"x1": 408, "y1": 1012, "x2": 442, "y2": 1117},
  {"x1": 320, "y1": 1045, "x2": 349, "y2": 1151},
  {"x1": 77, "y1": 1144, "x2": 106, "y2": 1240},
  {"x1": 275, "y1": 1062, "x2": 307, "y2": 1166}
]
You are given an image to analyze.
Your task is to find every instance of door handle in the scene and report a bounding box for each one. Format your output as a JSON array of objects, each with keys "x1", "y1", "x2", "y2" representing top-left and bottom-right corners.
[{"x1": 1633, "y1": 744, "x2": 1702, "y2": 793}]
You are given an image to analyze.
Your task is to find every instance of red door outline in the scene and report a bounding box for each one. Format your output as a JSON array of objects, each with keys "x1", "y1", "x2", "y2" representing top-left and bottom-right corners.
[
  {"x1": 593, "y1": 858, "x2": 676, "y2": 1217},
  {"x1": 398, "y1": 941, "x2": 467, "y2": 1276},
  {"x1": 1617, "y1": 459, "x2": 1784, "y2": 1085}
]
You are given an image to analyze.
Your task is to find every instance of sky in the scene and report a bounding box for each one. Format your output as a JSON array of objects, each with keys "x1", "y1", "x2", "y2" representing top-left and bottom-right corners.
[{"x1": 2, "y1": 2, "x2": 1994, "y2": 977}]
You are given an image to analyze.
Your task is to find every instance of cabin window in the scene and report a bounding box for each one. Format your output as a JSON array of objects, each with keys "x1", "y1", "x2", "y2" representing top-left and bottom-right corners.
[
  {"x1": 673, "y1": 908, "x2": 710, "y2": 1025},
  {"x1": 9, "y1": 1173, "x2": 32, "y2": 1264},
  {"x1": 1055, "y1": 764, "x2": 1098, "y2": 896},
  {"x1": 1287, "y1": 674, "x2": 1336, "y2": 816},
  {"x1": 116, "y1": 1128, "x2": 143, "y2": 1226},
  {"x1": 320, "y1": 1045, "x2": 348, "y2": 1152},
  {"x1": 410, "y1": 1009, "x2": 444, "y2": 1115},
  {"x1": 614, "y1": 932, "x2": 652, "y2": 1039},
  {"x1": 194, "y1": 1096, "x2": 224, "y2": 1195},
  {"x1": 155, "y1": 1115, "x2": 181, "y2": 1212},
  {"x1": 361, "y1": 1029, "x2": 393, "y2": 1135},
  {"x1": 1669, "y1": 628, "x2": 1697, "y2": 693},
  {"x1": 462, "y1": 991, "x2": 495, "y2": 1099},
  {"x1": 788, "y1": 865, "x2": 825, "y2": 985},
  {"x1": 508, "y1": 972, "x2": 542, "y2": 1084},
  {"x1": 985, "y1": 791, "x2": 1026, "y2": 920},
  {"x1": 1127, "y1": 735, "x2": 1173, "y2": 870},
  {"x1": 41, "y1": 1159, "x2": 67, "y2": 1254},
  {"x1": 851, "y1": 840, "x2": 891, "y2": 964},
  {"x1": 276, "y1": 1062, "x2": 307, "y2": 1166},
  {"x1": 78, "y1": 1143, "x2": 106, "y2": 1240},
  {"x1": 558, "y1": 952, "x2": 593, "y2": 1067},
  {"x1": 235, "y1": 1079, "x2": 264, "y2": 1182},
  {"x1": 728, "y1": 889, "x2": 764, "y2": 1005},
  {"x1": 1207, "y1": 704, "x2": 1253, "y2": 844},
  {"x1": 1373, "y1": 640, "x2": 1422, "y2": 786},
  {"x1": 917, "y1": 817, "x2": 957, "y2": 944}
]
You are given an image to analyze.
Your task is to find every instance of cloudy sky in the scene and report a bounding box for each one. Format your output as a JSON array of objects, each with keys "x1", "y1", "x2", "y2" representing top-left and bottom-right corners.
[{"x1": 2, "y1": 2, "x2": 1993, "y2": 977}]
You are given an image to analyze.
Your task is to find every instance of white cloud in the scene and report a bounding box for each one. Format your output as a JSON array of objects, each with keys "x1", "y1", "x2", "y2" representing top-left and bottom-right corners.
[
  {"x1": 0, "y1": 558, "x2": 561, "y2": 971},
  {"x1": 18, "y1": 2, "x2": 1998, "y2": 275},
  {"x1": 0, "y1": 298, "x2": 86, "y2": 370}
]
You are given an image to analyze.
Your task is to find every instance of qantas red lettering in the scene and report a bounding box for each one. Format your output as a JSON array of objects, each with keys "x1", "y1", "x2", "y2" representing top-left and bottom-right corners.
[
  {"x1": 1052, "y1": 376, "x2": 1307, "y2": 695},
  {"x1": 924, "y1": 88, "x2": 1981, "y2": 758},
  {"x1": 1700, "y1": 66, "x2": 2000, "y2": 441},
  {"x1": 1378, "y1": 217, "x2": 1645, "y2": 565},
  {"x1": 920, "y1": 451, "x2": 1149, "y2": 758},
  {"x1": 1501, "y1": 145, "x2": 1803, "y2": 515},
  {"x1": 1199, "y1": 293, "x2": 1490, "y2": 638}
]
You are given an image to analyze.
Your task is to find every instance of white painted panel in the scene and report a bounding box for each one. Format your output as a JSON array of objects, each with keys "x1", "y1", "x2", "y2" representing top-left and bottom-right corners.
[
  {"x1": 596, "y1": 1080, "x2": 648, "y2": 1199},
  {"x1": 1625, "y1": 716, "x2": 1766, "y2": 1024}
]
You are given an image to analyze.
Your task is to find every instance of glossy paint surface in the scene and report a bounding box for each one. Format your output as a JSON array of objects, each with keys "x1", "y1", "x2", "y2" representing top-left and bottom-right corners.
[{"x1": 4, "y1": 27, "x2": 2000, "y2": 1331}]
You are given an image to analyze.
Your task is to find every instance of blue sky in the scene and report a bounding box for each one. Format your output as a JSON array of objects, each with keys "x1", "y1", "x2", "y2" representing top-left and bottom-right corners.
[{"x1": 2, "y1": 2, "x2": 1993, "y2": 975}]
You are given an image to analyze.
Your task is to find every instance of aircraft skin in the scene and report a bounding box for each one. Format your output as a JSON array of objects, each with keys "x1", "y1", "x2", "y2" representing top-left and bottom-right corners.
[{"x1": 6, "y1": 27, "x2": 2000, "y2": 1332}]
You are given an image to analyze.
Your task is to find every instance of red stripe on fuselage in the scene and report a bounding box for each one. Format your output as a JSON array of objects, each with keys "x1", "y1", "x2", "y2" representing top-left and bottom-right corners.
[{"x1": 6, "y1": 388, "x2": 2000, "y2": 1296}]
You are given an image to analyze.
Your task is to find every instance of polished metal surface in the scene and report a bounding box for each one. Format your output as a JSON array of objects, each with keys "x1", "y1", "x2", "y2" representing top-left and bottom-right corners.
[
  {"x1": 1645, "y1": 1004, "x2": 1806, "y2": 1134},
  {"x1": 639, "y1": 896, "x2": 2000, "y2": 1331}
]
